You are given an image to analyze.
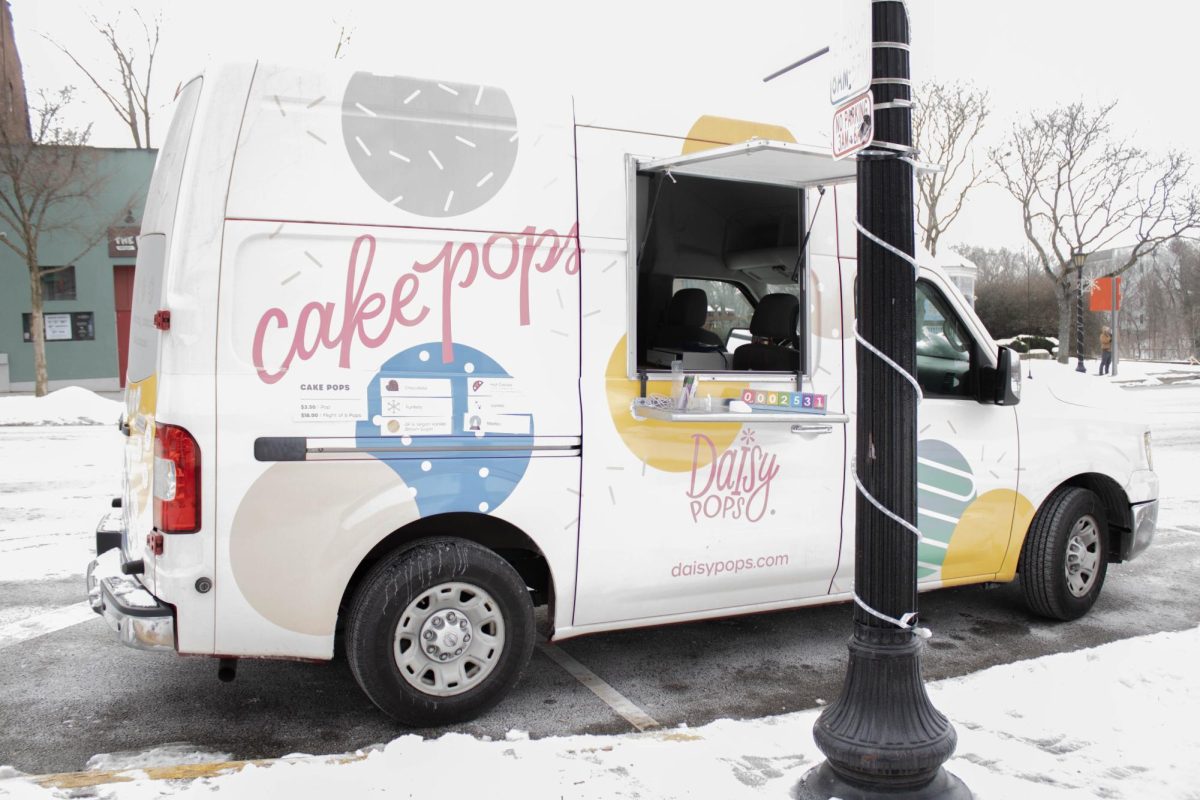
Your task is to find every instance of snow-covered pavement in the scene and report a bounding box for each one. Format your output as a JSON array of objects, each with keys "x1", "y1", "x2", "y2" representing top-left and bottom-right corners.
[{"x1": 1, "y1": 370, "x2": 1199, "y2": 798}]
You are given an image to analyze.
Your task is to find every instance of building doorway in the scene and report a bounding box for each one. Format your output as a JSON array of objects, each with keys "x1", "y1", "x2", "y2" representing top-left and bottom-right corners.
[{"x1": 113, "y1": 265, "x2": 135, "y2": 388}]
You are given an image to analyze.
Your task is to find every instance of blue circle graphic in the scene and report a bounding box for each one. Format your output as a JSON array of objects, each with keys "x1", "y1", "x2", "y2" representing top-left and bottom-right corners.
[{"x1": 354, "y1": 343, "x2": 534, "y2": 517}]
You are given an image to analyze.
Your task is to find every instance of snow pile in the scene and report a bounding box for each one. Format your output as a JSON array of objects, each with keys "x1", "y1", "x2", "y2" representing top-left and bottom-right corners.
[
  {"x1": 86, "y1": 745, "x2": 234, "y2": 773},
  {"x1": 2, "y1": 627, "x2": 1197, "y2": 799},
  {"x1": 0, "y1": 387, "x2": 122, "y2": 427}
]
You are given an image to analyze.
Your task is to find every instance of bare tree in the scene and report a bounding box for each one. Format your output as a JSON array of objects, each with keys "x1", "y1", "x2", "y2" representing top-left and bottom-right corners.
[
  {"x1": 912, "y1": 81, "x2": 990, "y2": 257},
  {"x1": 991, "y1": 101, "x2": 1200, "y2": 363},
  {"x1": 45, "y1": 10, "x2": 161, "y2": 149},
  {"x1": 0, "y1": 88, "x2": 110, "y2": 395},
  {"x1": 958, "y1": 244, "x2": 1059, "y2": 340}
]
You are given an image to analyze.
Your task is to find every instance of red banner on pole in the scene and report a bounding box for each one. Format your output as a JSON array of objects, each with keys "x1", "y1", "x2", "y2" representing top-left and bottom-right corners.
[{"x1": 1089, "y1": 277, "x2": 1122, "y2": 311}]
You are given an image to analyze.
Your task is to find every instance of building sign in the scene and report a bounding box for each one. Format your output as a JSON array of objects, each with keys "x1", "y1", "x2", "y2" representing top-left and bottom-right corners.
[
  {"x1": 21, "y1": 312, "x2": 95, "y2": 342},
  {"x1": 44, "y1": 313, "x2": 72, "y2": 340},
  {"x1": 108, "y1": 226, "x2": 139, "y2": 258}
]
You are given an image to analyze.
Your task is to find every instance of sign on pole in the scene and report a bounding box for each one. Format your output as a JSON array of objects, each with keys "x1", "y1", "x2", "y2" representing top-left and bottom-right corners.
[
  {"x1": 832, "y1": 91, "x2": 874, "y2": 160},
  {"x1": 828, "y1": 1, "x2": 872, "y2": 105},
  {"x1": 1088, "y1": 277, "x2": 1122, "y2": 311},
  {"x1": 829, "y1": 1, "x2": 873, "y2": 160}
]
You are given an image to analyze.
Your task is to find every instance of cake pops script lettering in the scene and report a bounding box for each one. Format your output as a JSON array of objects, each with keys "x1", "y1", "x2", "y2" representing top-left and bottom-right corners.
[{"x1": 252, "y1": 225, "x2": 579, "y2": 384}]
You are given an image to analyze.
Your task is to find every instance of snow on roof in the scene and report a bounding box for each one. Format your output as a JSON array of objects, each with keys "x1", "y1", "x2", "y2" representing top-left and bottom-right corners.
[{"x1": 917, "y1": 243, "x2": 979, "y2": 274}]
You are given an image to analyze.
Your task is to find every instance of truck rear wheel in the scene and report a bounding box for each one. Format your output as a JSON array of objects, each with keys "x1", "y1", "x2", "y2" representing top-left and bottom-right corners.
[
  {"x1": 1020, "y1": 486, "x2": 1108, "y2": 621},
  {"x1": 346, "y1": 538, "x2": 534, "y2": 725}
]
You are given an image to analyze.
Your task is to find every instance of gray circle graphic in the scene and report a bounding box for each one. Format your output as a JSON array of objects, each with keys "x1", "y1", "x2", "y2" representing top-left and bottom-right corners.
[{"x1": 341, "y1": 72, "x2": 519, "y2": 217}]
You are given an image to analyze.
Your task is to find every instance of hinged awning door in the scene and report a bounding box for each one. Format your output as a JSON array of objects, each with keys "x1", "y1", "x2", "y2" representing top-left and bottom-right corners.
[{"x1": 637, "y1": 139, "x2": 855, "y2": 188}]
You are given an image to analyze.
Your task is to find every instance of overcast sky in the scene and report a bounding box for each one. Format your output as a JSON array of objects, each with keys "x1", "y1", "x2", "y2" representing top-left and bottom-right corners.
[{"x1": 10, "y1": 0, "x2": 1200, "y2": 252}]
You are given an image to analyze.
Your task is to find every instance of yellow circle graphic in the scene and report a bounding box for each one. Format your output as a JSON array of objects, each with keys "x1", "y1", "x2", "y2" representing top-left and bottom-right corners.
[
  {"x1": 604, "y1": 336, "x2": 746, "y2": 472},
  {"x1": 942, "y1": 489, "x2": 1035, "y2": 580}
]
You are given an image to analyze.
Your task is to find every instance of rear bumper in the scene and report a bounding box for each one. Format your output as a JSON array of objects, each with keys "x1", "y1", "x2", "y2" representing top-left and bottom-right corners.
[{"x1": 86, "y1": 517, "x2": 175, "y2": 652}]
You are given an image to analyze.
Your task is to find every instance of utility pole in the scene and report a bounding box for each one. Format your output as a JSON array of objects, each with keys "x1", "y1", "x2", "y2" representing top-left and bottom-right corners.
[
  {"x1": 1111, "y1": 277, "x2": 1120, "y2": 377},
  {"x1": 797, "y1": 1, "x2": 969, "y2": 797},
  {"x1": 1075, "y1": 249, "x2": 1087, "y2": 373}
]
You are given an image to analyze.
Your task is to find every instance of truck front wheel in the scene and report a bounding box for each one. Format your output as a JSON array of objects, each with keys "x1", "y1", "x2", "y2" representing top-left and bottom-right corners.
[
  {"x1": 1020, "y1": 486, "x2": 1109, "y2": 621},
  {"x1": 346, "y1": 538, "x2": 534, "y2": 725}
]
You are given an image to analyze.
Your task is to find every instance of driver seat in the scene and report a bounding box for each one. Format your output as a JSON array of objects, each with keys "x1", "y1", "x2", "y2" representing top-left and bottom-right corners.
[{"x1": 653, "y1": 288, "x2": 724, "y2": 351}]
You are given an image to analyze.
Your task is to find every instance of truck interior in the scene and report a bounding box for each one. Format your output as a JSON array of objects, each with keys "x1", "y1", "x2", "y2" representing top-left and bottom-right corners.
[{"x1": 629, "y1": 141, "x2": 854, "y2": 377}]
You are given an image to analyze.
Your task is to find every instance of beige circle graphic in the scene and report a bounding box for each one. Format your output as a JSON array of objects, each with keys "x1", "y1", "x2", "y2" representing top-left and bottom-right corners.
[{"x1": 230, "y1": 460, "x2": 418, "y2": 636}]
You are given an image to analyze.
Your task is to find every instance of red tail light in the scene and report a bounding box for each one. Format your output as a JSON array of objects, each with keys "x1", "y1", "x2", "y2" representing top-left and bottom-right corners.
[{"x1": 154, "y1": 423, "x2": 200, "y2": 533}]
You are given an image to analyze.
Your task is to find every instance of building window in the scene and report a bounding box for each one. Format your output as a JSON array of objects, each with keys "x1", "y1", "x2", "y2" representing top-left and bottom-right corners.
[{"x1": 40, "y1": 266, "x2": 77, "y2": 301}]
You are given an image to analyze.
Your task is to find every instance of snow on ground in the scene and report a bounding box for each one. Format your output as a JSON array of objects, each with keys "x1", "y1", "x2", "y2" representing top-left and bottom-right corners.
[
  {"x1": 1, "y1": 627, "x2": 1198, "y2": 799},
  {"x1": 1027, "y1": 356, "x2": 1200, "y2": 387},
  {"x1": 0, "y1": 425, "x2": 122, "y2": 582},
  {"x1": 0, "y1": 388, "x2": 122, "y2": 427}
]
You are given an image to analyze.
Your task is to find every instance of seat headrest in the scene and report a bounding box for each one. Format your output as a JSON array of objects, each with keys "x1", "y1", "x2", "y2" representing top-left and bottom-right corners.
[
  {"x1": 749, "y1": 293, "x2": 799, "y2": 340},
  {"x1": 666, "y1": 288, "x2": 709, "y2": 329}
]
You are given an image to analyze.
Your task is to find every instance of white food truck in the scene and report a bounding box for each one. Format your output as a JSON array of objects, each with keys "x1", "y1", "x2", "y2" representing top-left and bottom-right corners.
[{"x1": 87, "y1": 62, "x2": 1159, "y2": 725}]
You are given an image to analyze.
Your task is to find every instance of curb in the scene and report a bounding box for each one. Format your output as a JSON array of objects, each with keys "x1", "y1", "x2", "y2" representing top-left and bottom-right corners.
[{"x1": 22, "y1": 753, "x2": 368, "y2": 791}]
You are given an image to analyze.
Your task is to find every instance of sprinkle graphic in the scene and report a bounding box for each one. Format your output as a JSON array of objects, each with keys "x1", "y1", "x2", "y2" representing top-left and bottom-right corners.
[{"x1": 341, "y1": 73, "x2": 519, "y2": 217}]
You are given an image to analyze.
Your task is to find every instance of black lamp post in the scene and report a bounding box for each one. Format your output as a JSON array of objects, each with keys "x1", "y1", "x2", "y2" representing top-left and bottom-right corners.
[
  {"x1": 1074, "y1": 249, "x2": 1087, "y2": 373},
  {"x1": 795, "y1": 2, "x2": 968, "y2": 798}
]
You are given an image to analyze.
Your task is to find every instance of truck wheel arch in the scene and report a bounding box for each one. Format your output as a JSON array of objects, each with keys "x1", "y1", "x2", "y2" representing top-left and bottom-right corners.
[
  {"x1": 337, "y1": 513, "x2": 555, "y2": 633},
  {"x1": 1021, "y1": 473, "x2": 1133, "y2": 570}
]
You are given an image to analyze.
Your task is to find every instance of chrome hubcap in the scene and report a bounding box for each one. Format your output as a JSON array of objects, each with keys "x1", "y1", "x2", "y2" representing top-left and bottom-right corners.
[
  {"x1": 394, "y1": 581, "x2": 505, "y2": 697},
  {"x1": 1065, "y1": 515, "x2": 1101, "y2": 597}
]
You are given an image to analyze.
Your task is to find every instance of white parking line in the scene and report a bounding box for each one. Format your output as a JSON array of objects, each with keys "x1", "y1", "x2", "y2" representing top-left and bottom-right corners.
[
  {"x1": 538, "y1": 643, "x2": 659, "y2": 731},
  {"x1": 0, "y1": 602, "x2": 95, "y2": 651}
]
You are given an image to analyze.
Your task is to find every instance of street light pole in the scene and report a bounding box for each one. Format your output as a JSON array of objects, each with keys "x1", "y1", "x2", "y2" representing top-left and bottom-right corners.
[
  {"x1": 796, "y1": 2, "x2": 968, "y2": 797},
  {"x1": 1074, "y1": 249, "x2": 1087, "y2": 373}
]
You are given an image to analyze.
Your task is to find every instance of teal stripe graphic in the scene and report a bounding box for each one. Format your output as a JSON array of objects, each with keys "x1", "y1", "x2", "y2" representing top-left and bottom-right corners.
[{"x1": 916, "y1": 439, "x2": 976, "y2": 578}]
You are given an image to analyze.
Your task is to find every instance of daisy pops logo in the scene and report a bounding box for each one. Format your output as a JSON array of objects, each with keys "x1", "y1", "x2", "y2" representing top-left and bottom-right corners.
[{"x1": 686, "y1": 429, "x2": 781, "y2": 523}]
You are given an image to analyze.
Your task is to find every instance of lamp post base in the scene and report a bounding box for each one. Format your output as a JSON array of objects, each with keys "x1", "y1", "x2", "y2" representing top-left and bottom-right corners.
[
  {"x1": 1075, "y1": 358, "x2": 1086, "y2": 373},
  {"x1": 795, "y1": 762, "x2": 973, "y2": 800}
]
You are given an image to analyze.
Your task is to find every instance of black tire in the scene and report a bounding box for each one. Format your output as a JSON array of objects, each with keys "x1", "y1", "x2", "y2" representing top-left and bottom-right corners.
[
  {"x1": 346, "y1": 538, "x2": 534, "y2": 726},
  {"x1": 1020, "y1": 487, "x2": 1109, "y2": 621}
]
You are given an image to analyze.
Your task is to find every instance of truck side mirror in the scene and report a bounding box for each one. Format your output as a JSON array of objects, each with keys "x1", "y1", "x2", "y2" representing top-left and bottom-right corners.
[{"x1": 977, "y1": 345, "x2": 1021, "y2": 406}]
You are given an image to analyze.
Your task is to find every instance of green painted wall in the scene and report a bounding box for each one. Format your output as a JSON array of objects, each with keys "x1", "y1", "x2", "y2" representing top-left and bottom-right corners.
[{"x1": 0, "y1": 148, "x2": 156, "y2": 388}]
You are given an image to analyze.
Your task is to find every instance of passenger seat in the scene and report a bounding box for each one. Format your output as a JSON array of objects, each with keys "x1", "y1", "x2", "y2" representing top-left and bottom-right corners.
[{"x1": 731, "y1": 294, "x2": 800, "y2": 371}]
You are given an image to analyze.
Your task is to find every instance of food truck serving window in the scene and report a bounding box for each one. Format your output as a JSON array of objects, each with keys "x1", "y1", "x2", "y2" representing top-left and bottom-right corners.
[{"x1": 627, "y1": 140, "x2": 854, "y2": 380}]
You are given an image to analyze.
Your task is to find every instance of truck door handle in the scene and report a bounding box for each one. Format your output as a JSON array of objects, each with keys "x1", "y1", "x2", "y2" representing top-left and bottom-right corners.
[{"x1": 791, "y1": 423, "x2": 833, "y2": 435}]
